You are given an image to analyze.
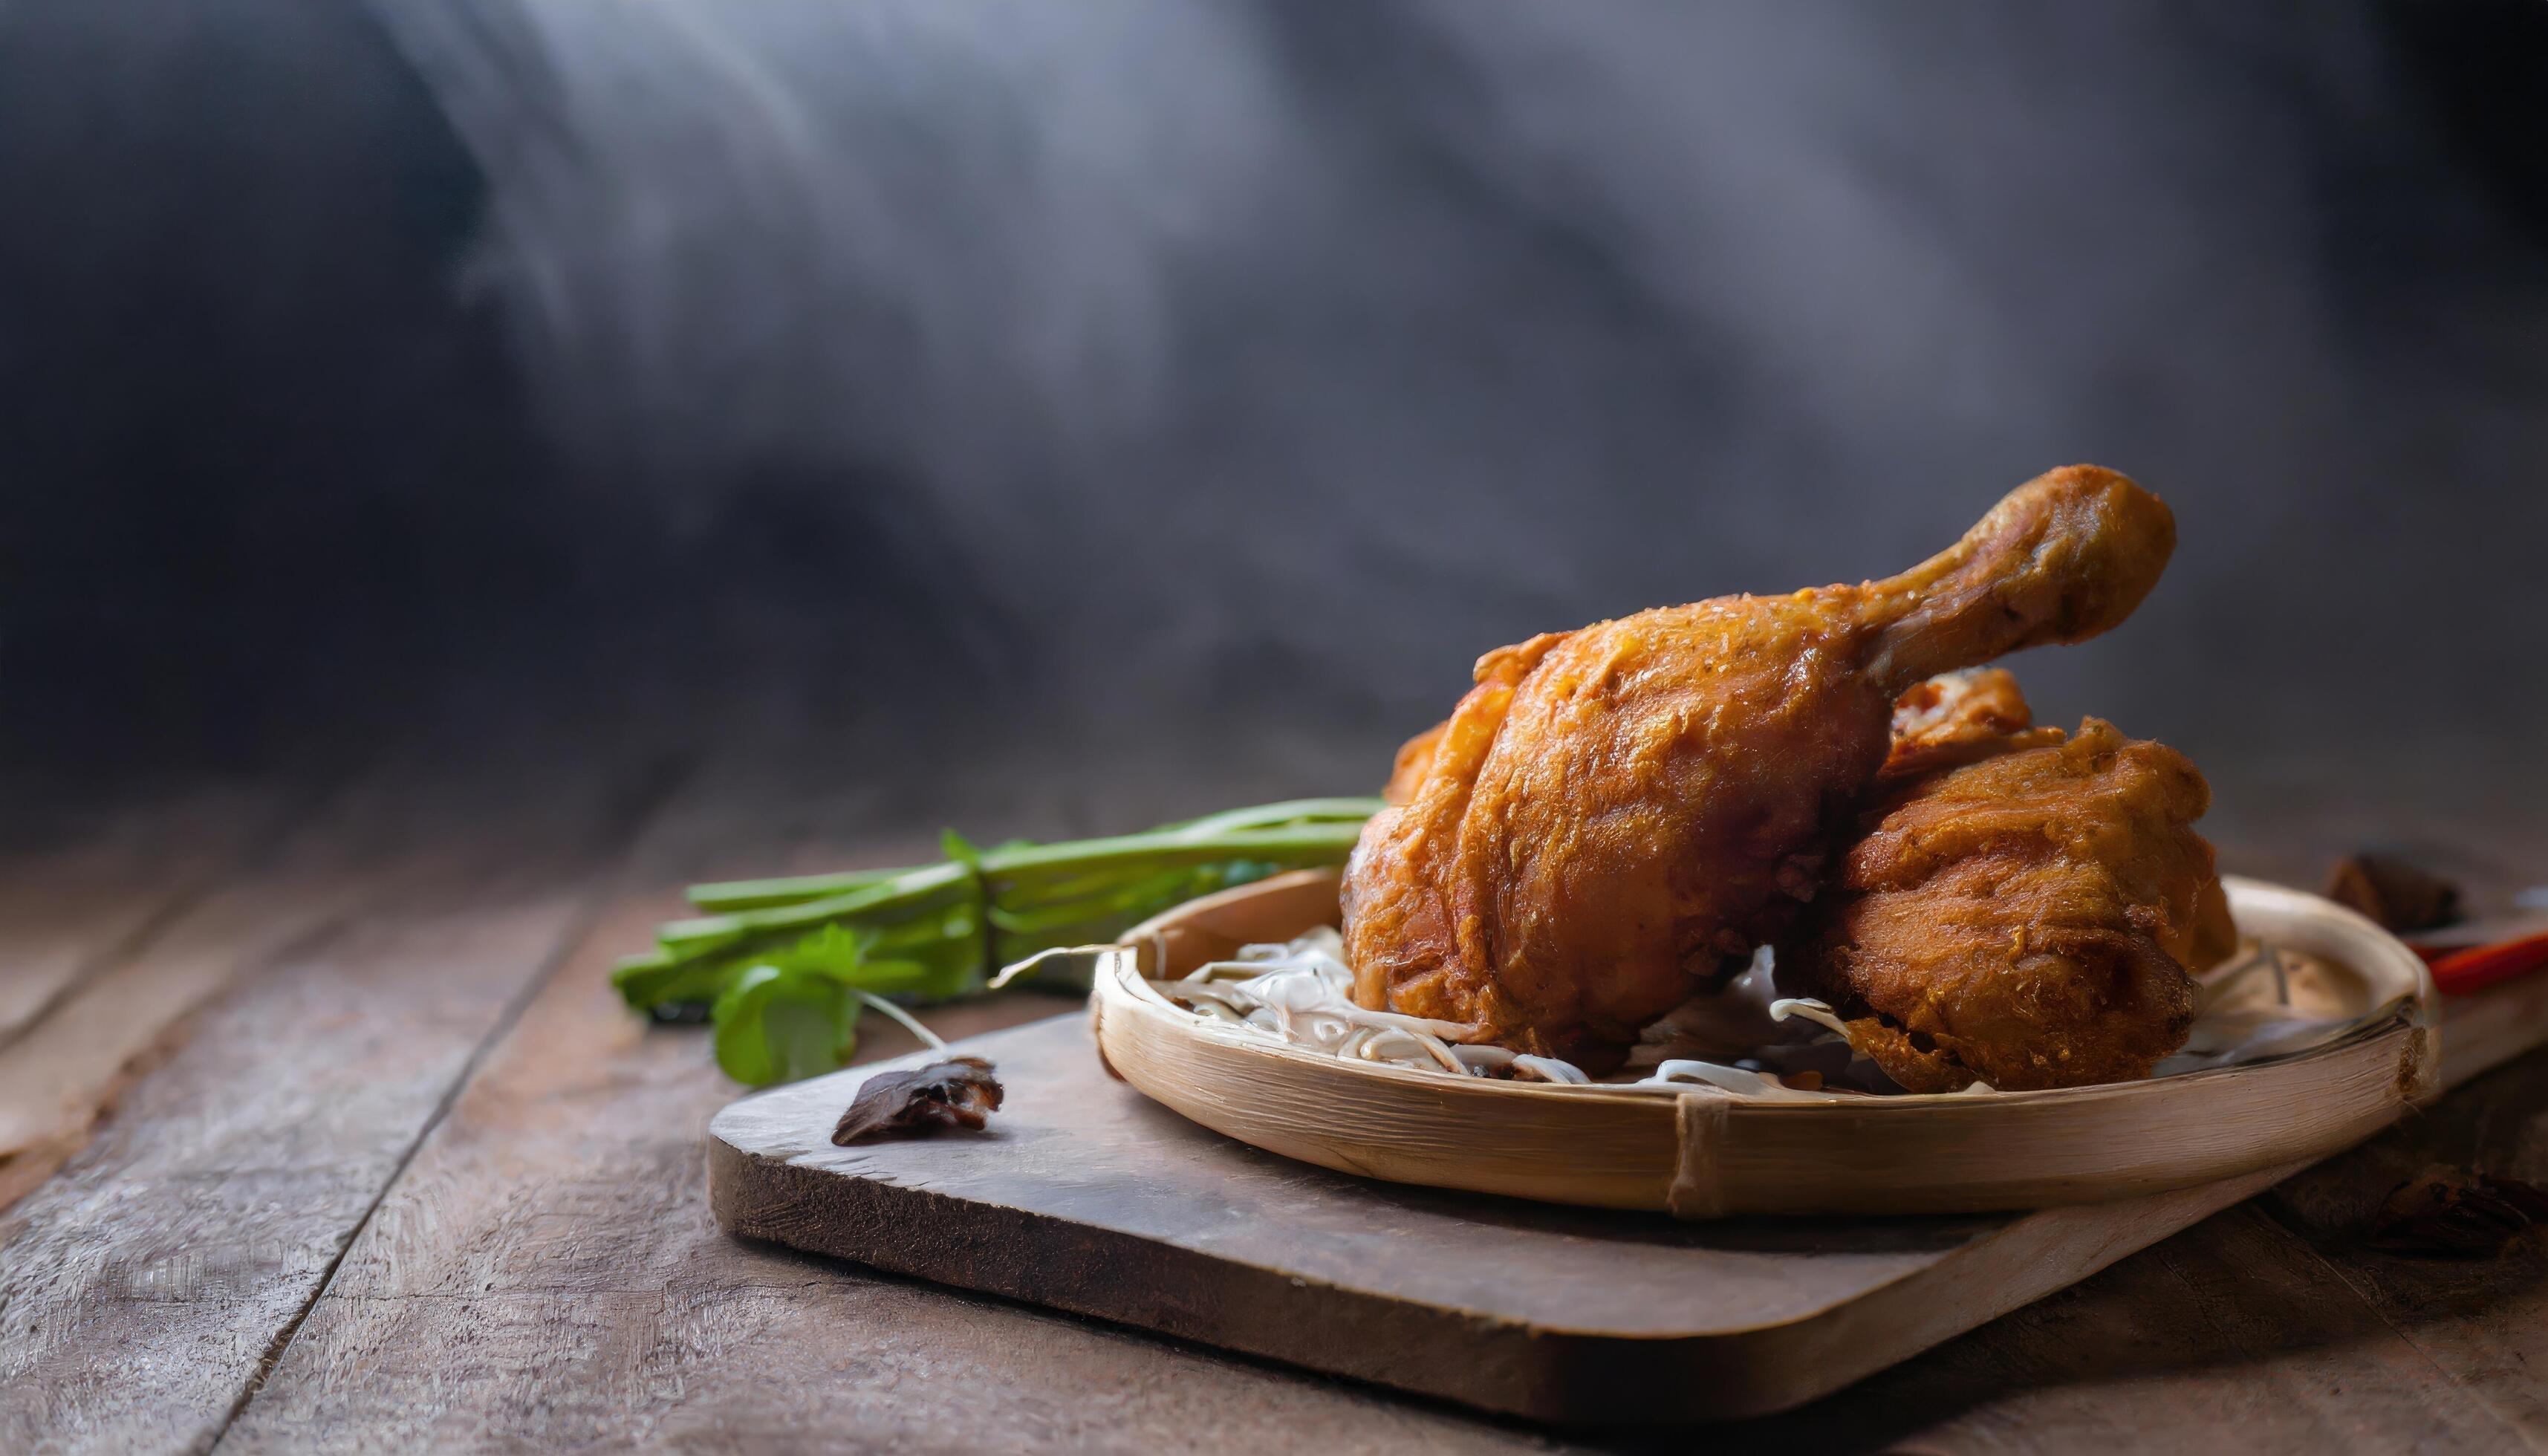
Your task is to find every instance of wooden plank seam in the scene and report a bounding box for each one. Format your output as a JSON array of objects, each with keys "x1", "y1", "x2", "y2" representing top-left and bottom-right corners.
[{"x1": 198, "y1": 755, "x2": 695, "y2": 1453}]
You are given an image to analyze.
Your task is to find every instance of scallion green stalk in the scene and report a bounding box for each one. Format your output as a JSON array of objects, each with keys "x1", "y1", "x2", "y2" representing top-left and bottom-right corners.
[{"x1": 610, "y1": 797, "x2": 1384, "y2": 1085}]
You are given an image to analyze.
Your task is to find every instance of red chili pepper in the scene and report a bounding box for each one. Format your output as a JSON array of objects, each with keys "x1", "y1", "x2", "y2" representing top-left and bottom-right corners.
[{"x1": 2428, "y1": 931, "x2": 2548, "y2": 997}]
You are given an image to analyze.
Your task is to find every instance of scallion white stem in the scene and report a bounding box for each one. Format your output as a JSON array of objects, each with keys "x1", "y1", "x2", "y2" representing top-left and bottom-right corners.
[{"x1": 853, "y1": 991, "x2": 947, "y2": 1052}]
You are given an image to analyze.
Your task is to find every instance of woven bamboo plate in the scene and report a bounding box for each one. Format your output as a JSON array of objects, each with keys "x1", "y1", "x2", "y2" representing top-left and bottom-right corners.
[{"x1": 1091, "y1": 868, "x2": 2437, "y2": 1217}]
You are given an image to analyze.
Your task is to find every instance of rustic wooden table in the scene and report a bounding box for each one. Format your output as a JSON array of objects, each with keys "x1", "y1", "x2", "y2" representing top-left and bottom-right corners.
[{"x1": 4, "y1": 727, "x2": 2544, "y2": 1454}]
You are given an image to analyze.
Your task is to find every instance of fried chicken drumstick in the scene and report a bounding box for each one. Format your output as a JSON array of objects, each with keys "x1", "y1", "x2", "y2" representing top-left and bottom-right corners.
[
  {"x1": 1342, "y1": 466, "x2": 2177, "y2": 1067},
  {"x1": 1785, "y1": 675, "x2": 2234, "y2": 1092}
]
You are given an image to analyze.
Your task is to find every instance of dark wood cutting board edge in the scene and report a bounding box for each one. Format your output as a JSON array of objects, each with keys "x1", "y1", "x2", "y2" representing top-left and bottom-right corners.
[{"x1": 707, "y1": 980, "x2": 2548, "y2": 1426}]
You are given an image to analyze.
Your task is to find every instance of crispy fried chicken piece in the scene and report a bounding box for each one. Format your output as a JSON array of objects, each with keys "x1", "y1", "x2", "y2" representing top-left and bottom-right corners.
[
  {"x1": 1885, "y1": 669, "x2": 2235, "y2": 982},
  {"x1": 1881, "y1": 667, "x2": 2061, "y2": 781},
  {"x1": 1785, "y1": 714, "x2": 2220, "y2": 1092},
  {"x1": 1381, "y1": 721, "x2": 1446, "y2": 807},
  {"x1": 1340, "y1": 466, "x2": 2177, "y2": 1067},
  {"x1": 2187, "y1": 876, "x2": 2240, "y2": 975}
]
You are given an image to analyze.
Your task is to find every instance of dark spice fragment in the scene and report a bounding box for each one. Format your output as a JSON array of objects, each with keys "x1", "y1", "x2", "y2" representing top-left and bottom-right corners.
[
  {"x1": 2369, "y1": 1165, "x2": 2548, "y2": 1258},
  {"x1": 832, "y1": 1056, "x2": 1004, "y2": 1145},
  {"x1": 2326, "y1": 854, "x2": 2461, "y2": 933}
]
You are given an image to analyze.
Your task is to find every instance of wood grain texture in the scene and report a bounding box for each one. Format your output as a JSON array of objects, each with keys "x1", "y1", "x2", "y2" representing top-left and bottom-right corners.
[
  {"x1": 2258, "y1": 1047, "x2": 2548, "y2": 1446},
  {"x1": 1, "y1": 744, "x2": 2541, "y2": 1454},
  {"x1": 0, "y1": 753, "x2": 679, "y2": 1454},
  {"x1": 715, "y1": 1014, "x2": 2321, "y2": 1423},
  {"x1": 0, "y1": 773, "x2": 476, "y2": 1209},
  {"x1": 1715, "y1": 1046, "x2": 2548, "y2": 1454},
  {"x1": 217, "y1": 758, "x2": 1568, "y2": 1454},
  {"x1": 1706, "y1": 1201, "x2": 2532, "y2": 1454},
  {"x1": 709, "y1": 960, "x2": 2548, "y2": 1428},
  {"x1": 0, "y1": 787, "x2": 304, "y2": 1047}
]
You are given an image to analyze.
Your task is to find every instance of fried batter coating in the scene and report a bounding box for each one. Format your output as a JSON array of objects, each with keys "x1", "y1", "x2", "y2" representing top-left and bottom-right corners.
[
  {"x1": 1341, "y1": 466, "x2": 2177, "y2": 1067},
  {"x1": 1786, "y1": 715, "x2": 2218, "y2": 1092},
  {"x1": 1380, "y1": 721, "x2": 1446, "y2": 807},
  {"x1": 1881, "y1": 667, "x2": 2062, "y2": 781},
  {"x1": 1890, "y1": 669, "x2": 2237, "y2": 978}
]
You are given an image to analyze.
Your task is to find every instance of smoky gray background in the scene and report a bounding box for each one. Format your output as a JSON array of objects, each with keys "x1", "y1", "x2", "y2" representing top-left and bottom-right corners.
[{"x1": 5, "y1": 0, "x2": 2545, "y2": 825}]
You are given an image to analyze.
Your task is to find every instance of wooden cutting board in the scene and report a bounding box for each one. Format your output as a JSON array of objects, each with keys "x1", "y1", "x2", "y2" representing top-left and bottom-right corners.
[{"x1": 707, "y1": 974, "x2": 2548, "y2": 1425}]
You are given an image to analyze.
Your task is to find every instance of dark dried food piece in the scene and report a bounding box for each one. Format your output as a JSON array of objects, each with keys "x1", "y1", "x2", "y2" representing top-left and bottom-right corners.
[
  {"x1": 832, "y1": 1056, "x2": 1004, "y2": 1145},
  {"x1": 2369, "y1": 1164, "x2": 2548, "y2": 1258},
  {"x1": 2327, "y1": 854, "x2": 2461, "y2": 933}
]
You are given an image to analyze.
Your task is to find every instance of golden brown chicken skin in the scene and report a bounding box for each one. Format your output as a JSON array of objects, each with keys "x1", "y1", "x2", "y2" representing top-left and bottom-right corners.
[
  {"x1": 1341, "y1": 466, "x2": 2178, "y2": 1067},
  {"x1": 1879, "y1": 667, "x2": 2059, "y2": 780},
  {"x1": 1784, "y1": 715, "x2": 2220, "y2": 1092},
  {"x1": 1888, "y1": 669, "x2": 2235, "y2": 978},
  {"x1": 1380, "y1": 721, "x2": 1447, "y2": 807}
]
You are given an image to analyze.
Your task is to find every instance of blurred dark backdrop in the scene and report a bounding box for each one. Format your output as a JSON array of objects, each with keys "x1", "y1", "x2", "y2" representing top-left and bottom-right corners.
[{"x1": 4, "y1": 1, "x2": 2544, "y2": 829}]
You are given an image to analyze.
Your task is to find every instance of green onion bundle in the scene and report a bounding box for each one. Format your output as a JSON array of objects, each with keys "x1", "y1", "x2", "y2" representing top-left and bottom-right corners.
[{"x1": 610, "y1": 798, "x2": 1382, "y2": 1085}]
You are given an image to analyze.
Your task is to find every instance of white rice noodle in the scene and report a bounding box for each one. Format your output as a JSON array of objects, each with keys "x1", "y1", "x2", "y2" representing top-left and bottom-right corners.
[
  {"x1": 1147, "y1": 932, "x2": 1846, "y2": 1091},
  {"x1": 1142, "y1": 929, "x2": 2347, "y2": 1100},
  {"x1": 1767, "y1": 997, "x2": 1852, "y2": 1038},
  {"x1": 1145, "y1": 931, "x2": 1475, "y2": 1076},
  {"x1": 1637, "y1": 1058, "x2": 1818, "y2": 1099}
]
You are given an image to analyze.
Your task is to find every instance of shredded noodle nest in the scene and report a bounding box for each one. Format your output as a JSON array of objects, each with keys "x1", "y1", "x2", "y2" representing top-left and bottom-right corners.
[
  {"x1": 1134, "y1": 927, "x2": 2387, "y2": 1100},
  {"x1": 1140, "y1": 929, "x2": 1864, "y2": 1101}
]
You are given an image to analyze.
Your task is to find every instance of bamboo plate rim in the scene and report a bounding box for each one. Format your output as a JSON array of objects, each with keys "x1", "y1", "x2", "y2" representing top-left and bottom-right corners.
[
  {"x1": 1092, "y1": 868, "x2": 2440, "y2": 1216},
  {"x1": 1103, "y1": 871, "x2": 2436, "y2": 1111}
]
